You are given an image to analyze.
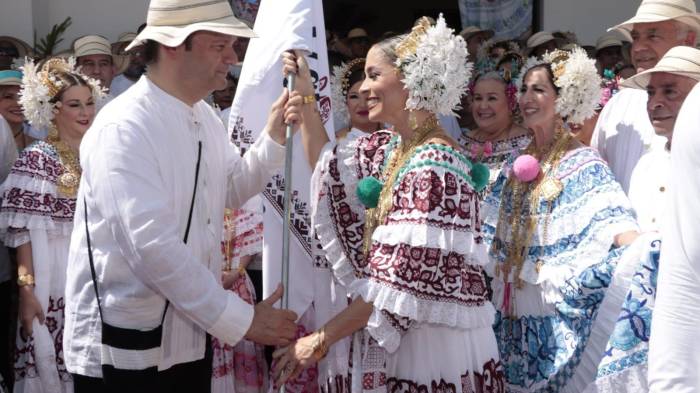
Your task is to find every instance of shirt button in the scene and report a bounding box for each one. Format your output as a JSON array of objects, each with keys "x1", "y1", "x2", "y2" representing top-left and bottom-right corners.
[
  {"x1": 652, "y1": 218, "x2": 656, "y2": 223},
  {"x1": 207, "y1": 218, "x2": 211, "y2": 224},
  {"x1": 659, "y1": 186, "x2": 666, "y2": 192}
]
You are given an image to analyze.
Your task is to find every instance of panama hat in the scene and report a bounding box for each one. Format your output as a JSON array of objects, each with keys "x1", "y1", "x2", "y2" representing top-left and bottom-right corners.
[
  {"x1": 347, "y1": 28, "x2": 368, "y2": 40},
  {"x1": 622, "y1": 45, "x2": 700, "y2": 89},
  {"x1": 74, "y1": 35, "x2": 130, "y2": 75},
  {"x1": 525, "y1": 31, "x2": 557, "y2": 55},
  {"x1": 459, "y1": 26, "x2": 495, "y2": 41},
  {"x1": 0, "y1": 36, "x2": 34, "y2": 58},
  {"x1": 596, "y1": 33, "x2": 623, "y2": 53},
  {"x1": 126, "y1": 0, "x2": 255, "y2": 52},
  {"x1": 610, "y1": 0, "x2": 700, "y2": 39},
  {"x1": 0, "y1": 70, "x2": 22, "y2": 86}
]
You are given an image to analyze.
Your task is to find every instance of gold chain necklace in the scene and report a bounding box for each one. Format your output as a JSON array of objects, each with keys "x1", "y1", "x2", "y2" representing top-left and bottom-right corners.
[
  {"x1": 362, "y1": 115, "x2": 445, "y2": 255},
  {"x1": 47, "y1": 126, "x2": 81, "y2": 198},
  {"x1": 492, "y1": 124, "x2": 571, "y2": 317}
]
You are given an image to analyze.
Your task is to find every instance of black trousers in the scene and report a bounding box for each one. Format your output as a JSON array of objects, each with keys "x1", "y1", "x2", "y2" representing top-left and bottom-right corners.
[{"x1": 73, "y1": 334, "x2": 213, "y2": 393}]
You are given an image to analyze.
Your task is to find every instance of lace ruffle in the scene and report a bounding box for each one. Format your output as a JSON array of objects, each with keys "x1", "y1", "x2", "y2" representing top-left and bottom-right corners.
[
  {"x1": 0, "y1": 170, "x2": 75, "y2": 247},
  {"x1": 313, "y1": 135, "x2": 368, "y2": 291},
  {"x1": 355, "y1": 279, "x2": 495, "y2": 345}
]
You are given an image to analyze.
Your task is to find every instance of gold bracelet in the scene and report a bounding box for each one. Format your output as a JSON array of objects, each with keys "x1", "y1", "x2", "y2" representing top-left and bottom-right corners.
[
  {"x1": 302, "y1": 95, "x2": 316, "y2": 104},
  {"x1": 17, "y1": 273, "x2": 35, "y2": 287},
  {"x1": 311, "y1": 327, "x2": 329, "y2": 361},
  {"x1": 237, "y1": 264, "x2": 246, "y2": 276}
]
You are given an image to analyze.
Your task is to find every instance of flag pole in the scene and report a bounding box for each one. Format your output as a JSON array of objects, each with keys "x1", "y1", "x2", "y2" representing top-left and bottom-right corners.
[
  {"x1": 281, "y1": 72, "x2": 296, "y2": 310},
  {"x1": 279, "y1": 71, "x2": 296, "y2": 393}
]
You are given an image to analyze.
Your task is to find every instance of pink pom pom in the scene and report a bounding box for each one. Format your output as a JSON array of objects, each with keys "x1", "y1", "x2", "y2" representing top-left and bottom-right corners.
[
  {"x1": 483, "y1": 141, "x2": 493, "y2": 157},
  {"x1": 513, "y1": 154, "x2": 540, "y2": 182}
]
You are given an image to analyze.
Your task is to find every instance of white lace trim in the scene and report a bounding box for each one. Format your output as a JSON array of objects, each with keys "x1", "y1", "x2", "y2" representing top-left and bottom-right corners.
[
  {"x1": 354, "y1": 279, "x2": 495, "y2": 337},
  {"x1": 0, "y1": 173, "x2": 74, "y2": 247},
  {"x1": 313, "y1": 135, "x2": 367, "y2": 291},
  {"x1": 579, "y1": 364, "x2": 648, "y2": 393}
]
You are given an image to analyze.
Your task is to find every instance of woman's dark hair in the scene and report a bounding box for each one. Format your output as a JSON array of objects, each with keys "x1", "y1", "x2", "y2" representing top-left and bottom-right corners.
[
  {"x1": 143, "y1": 34, "x2": 196, "y2": 65},
  {"x1": 51, "y1": 72, "x2": 90, "y2": 103},
  {"x1": 522, "y1": 64, "x2": 559, "y2": 94},
  {"x1": 346, "y1": 62, "x2": 365, "y2": 93}
]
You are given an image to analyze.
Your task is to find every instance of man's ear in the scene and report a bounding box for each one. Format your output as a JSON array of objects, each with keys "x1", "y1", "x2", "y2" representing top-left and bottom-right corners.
[{"x1": 685, "y1": 30, "x2": 697, "y2": 47}]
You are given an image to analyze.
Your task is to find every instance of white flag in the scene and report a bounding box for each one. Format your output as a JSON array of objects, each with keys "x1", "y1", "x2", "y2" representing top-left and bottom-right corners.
[{"x1": 228, "y1": 0, "x2": 335, "y2": 319}]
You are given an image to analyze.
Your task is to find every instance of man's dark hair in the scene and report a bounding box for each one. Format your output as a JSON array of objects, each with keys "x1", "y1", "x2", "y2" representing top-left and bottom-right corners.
[{"x1": 143, "y1": 34, "x2": 195, "y2": 65}]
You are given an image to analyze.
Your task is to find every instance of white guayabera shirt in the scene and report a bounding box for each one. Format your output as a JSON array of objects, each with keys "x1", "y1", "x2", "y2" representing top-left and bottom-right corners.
[
  {"x1": 64, "y1": 76, "x2": 285, "y2": 377},
  {"x1": 591, "y1": 88, "x2": 665, "y2": 193}
]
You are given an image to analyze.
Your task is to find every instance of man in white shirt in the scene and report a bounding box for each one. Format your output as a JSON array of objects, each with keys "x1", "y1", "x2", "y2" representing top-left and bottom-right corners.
[
  {"x1": 648, "y1": 77, "x2": 700, "y2": 393},
  {"x1": 64, "y1": 1, "x2": 303, "y2": 391},
  {"x1": 590, "y1": 0, "x2": 700, "y2": 193},
  {"x1": 625, "y1": 46, "x2": 700, "y2": 232}
]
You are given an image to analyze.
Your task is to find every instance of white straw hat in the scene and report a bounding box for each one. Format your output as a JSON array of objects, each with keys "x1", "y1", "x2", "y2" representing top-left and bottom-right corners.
[
  {"x1": 74, "y1": 35, "x2": 130, "y2": 74},
  {"x1": 622, "y1": 45, "x2": 700, "y2": 89},
  {"x1": 596, "y1": 33, "x2": 623, "y2": 53},
  {"x1": 459, "y1": 26, "x2": 495, "y2": 41},
  {"x1": 126, "y1": 0, "x2": 255, "y2": 51},
  {"x1": 610, "y1": 0, "x2": 700, "y2": 40}
]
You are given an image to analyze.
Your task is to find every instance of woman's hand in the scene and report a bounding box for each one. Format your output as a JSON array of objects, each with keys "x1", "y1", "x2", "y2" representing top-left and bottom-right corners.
[
  {"x1": 221, "y1": 270, "x2": 241, "y2": 290},
  {"x1": 281, "y1": 50, "x2": 315, "y2": 96},
  {"x1": 272, "y1": 334, "x2": 320, "y2": 387},
  {"x1": 18, "y1": 286, "x2": 44, "y2": 338},
  {"x1": 615, "y1": 230, "x2": 640, "y2": 247}
]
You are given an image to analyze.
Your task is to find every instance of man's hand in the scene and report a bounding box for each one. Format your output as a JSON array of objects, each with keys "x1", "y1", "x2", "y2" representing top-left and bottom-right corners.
[
  {"x1": 244, "y1": 284, "x2": 298, "y2": 346},
  {"x1": 265, "y1": 89, "x2": 303, "y2": 145}
]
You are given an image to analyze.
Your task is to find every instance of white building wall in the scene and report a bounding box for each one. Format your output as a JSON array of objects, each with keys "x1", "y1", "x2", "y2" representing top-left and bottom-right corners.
[
  {"x1": 2, "y1": 0, "x2": 700, "y2": 53},
  {"x1": 543, "y1": 0, "x2": 700, "y2": 45},
  {"x1": 0, "y1": 0, "x2": 147, "y2": 52}
]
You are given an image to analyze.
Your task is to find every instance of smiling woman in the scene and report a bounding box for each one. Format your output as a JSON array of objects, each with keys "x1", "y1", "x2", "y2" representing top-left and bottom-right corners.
[
  {"x1": 480, "y1": 48, "x2": 644, "y2": 392},
  {"x1": 274, "y1": 15, "x2": 506, "y2": 393},
  {"x1": 0, "y1": 57, "x2": 103, "y2": 393}
]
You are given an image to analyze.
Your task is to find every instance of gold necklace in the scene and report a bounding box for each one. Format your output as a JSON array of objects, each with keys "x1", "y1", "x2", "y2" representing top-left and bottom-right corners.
[
  {"x1": 492, "y1": 123, "x2": 571, "y2": 317},
  {"x1": 47, "y1": 126, "x2": 81, "y2": 198},
  {"x1": 362, "y1": 115, "x2": 445, "y2": 255}
]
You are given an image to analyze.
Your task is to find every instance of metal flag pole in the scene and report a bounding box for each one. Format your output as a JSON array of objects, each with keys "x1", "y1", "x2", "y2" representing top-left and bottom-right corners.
[
  {"x1": 281, "y1": 71, "x2": 296, "y2": 311},
  {"x1": 279, "y1": 71, "x2": 296, "y2": 393}
]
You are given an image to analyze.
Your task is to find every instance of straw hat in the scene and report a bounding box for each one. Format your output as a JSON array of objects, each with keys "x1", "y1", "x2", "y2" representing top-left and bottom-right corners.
[
  {"x1": 596, "y1": 33, "x2": 623, "y2": 53},
  {"x1": 126, "y1": 0, "x2": 255, "y2": 52},
  {"x1": 117, "y1": 32, "x2": 138, "y2": 43},
  {"x1": 622, "y1": 45, "x2": 700, "y2": 89},
  {"x1": 610, "y1": 0, "x2": 700, "y2": 39},
  {"x1": 526, "y1": 31, "x2": 557, "y2": 53},
  {"x1": 0, "y1": 70, "x2": 22, "y2": 86},
  {"x1": 347, "y1": 28, "x2": 368, "y2": 40},
  {"x1": 459, "y1": 26, "x2": 495, "y2": 41},
  {"x1": 0, "y1": 36, "x2": 34, "y2": 58},
  {"x1": 74, "y1": 35, "x2": 130, "y2": 74}
]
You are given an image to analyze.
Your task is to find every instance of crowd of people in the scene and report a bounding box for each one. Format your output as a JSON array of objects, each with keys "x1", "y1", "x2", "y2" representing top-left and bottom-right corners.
[{"x1": 1, "y1": 0, "x2": 700, "y2": 392}]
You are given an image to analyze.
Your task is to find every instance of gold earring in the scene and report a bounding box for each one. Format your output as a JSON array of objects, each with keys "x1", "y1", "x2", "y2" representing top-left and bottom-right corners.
[
  {"x1": 408, "y1": 111, "x2": 418, "y2": 130},
  {"x1": 48, "y1": 125, "x2": 59, "y2": 142}
]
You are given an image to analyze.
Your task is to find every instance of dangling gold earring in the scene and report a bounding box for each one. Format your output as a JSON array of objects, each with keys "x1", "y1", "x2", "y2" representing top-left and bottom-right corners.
[
  {"x1": 408, "y1": 111, "x2": 418, "y2": 130},
  {"x1": 48, "y1": 124, "x2": 59, "y2": 142}
]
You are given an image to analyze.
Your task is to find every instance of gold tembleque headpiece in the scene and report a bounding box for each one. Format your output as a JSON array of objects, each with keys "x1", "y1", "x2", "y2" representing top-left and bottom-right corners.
[{"x1": 396, "y1": 17, "x2": 432, "y2": 63}]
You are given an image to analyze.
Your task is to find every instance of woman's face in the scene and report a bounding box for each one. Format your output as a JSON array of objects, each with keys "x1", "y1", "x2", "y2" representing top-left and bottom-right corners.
[
  {"x1": 0, "y1": 85, "x2": 24, "y2": 125},
  {"x1": 472, "y1": 78, "x2": 511, "y2": 132},
  {"x1": 53, "y1": 85, "x2": 96, "y2": 138},
  {"x1": 346, "y1": 80, "x2": 371, "y2": 127},
  {"x1": 519, "y1": 67, "x2": 558, "y2": 130},
  {"x1": 360, "y1": 46, "x2": 408, "y2": 125}
]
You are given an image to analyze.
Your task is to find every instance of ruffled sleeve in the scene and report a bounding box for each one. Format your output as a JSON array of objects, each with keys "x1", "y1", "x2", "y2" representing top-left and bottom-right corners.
[
  {"x1": 485, "y1": 147, "x2": 639, "y2": 301},
  {"x1": 312, "y1": 131, "x2": 395, "y2": 289},
  {"x1": 358, "y1": 144, "x2": 494, "y2": 352},
  {"x1": 0, "y1": 142, "x2": 75, "y2": 247}
]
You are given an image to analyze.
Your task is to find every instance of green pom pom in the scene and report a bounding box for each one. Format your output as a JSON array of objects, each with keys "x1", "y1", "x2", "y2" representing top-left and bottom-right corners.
[
  {"x1": 470, "y1": 163, "x2": 490, "y2": 193},
  {"x1": 357, "y1": 176, "x2": 383, "y2": 208}
]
